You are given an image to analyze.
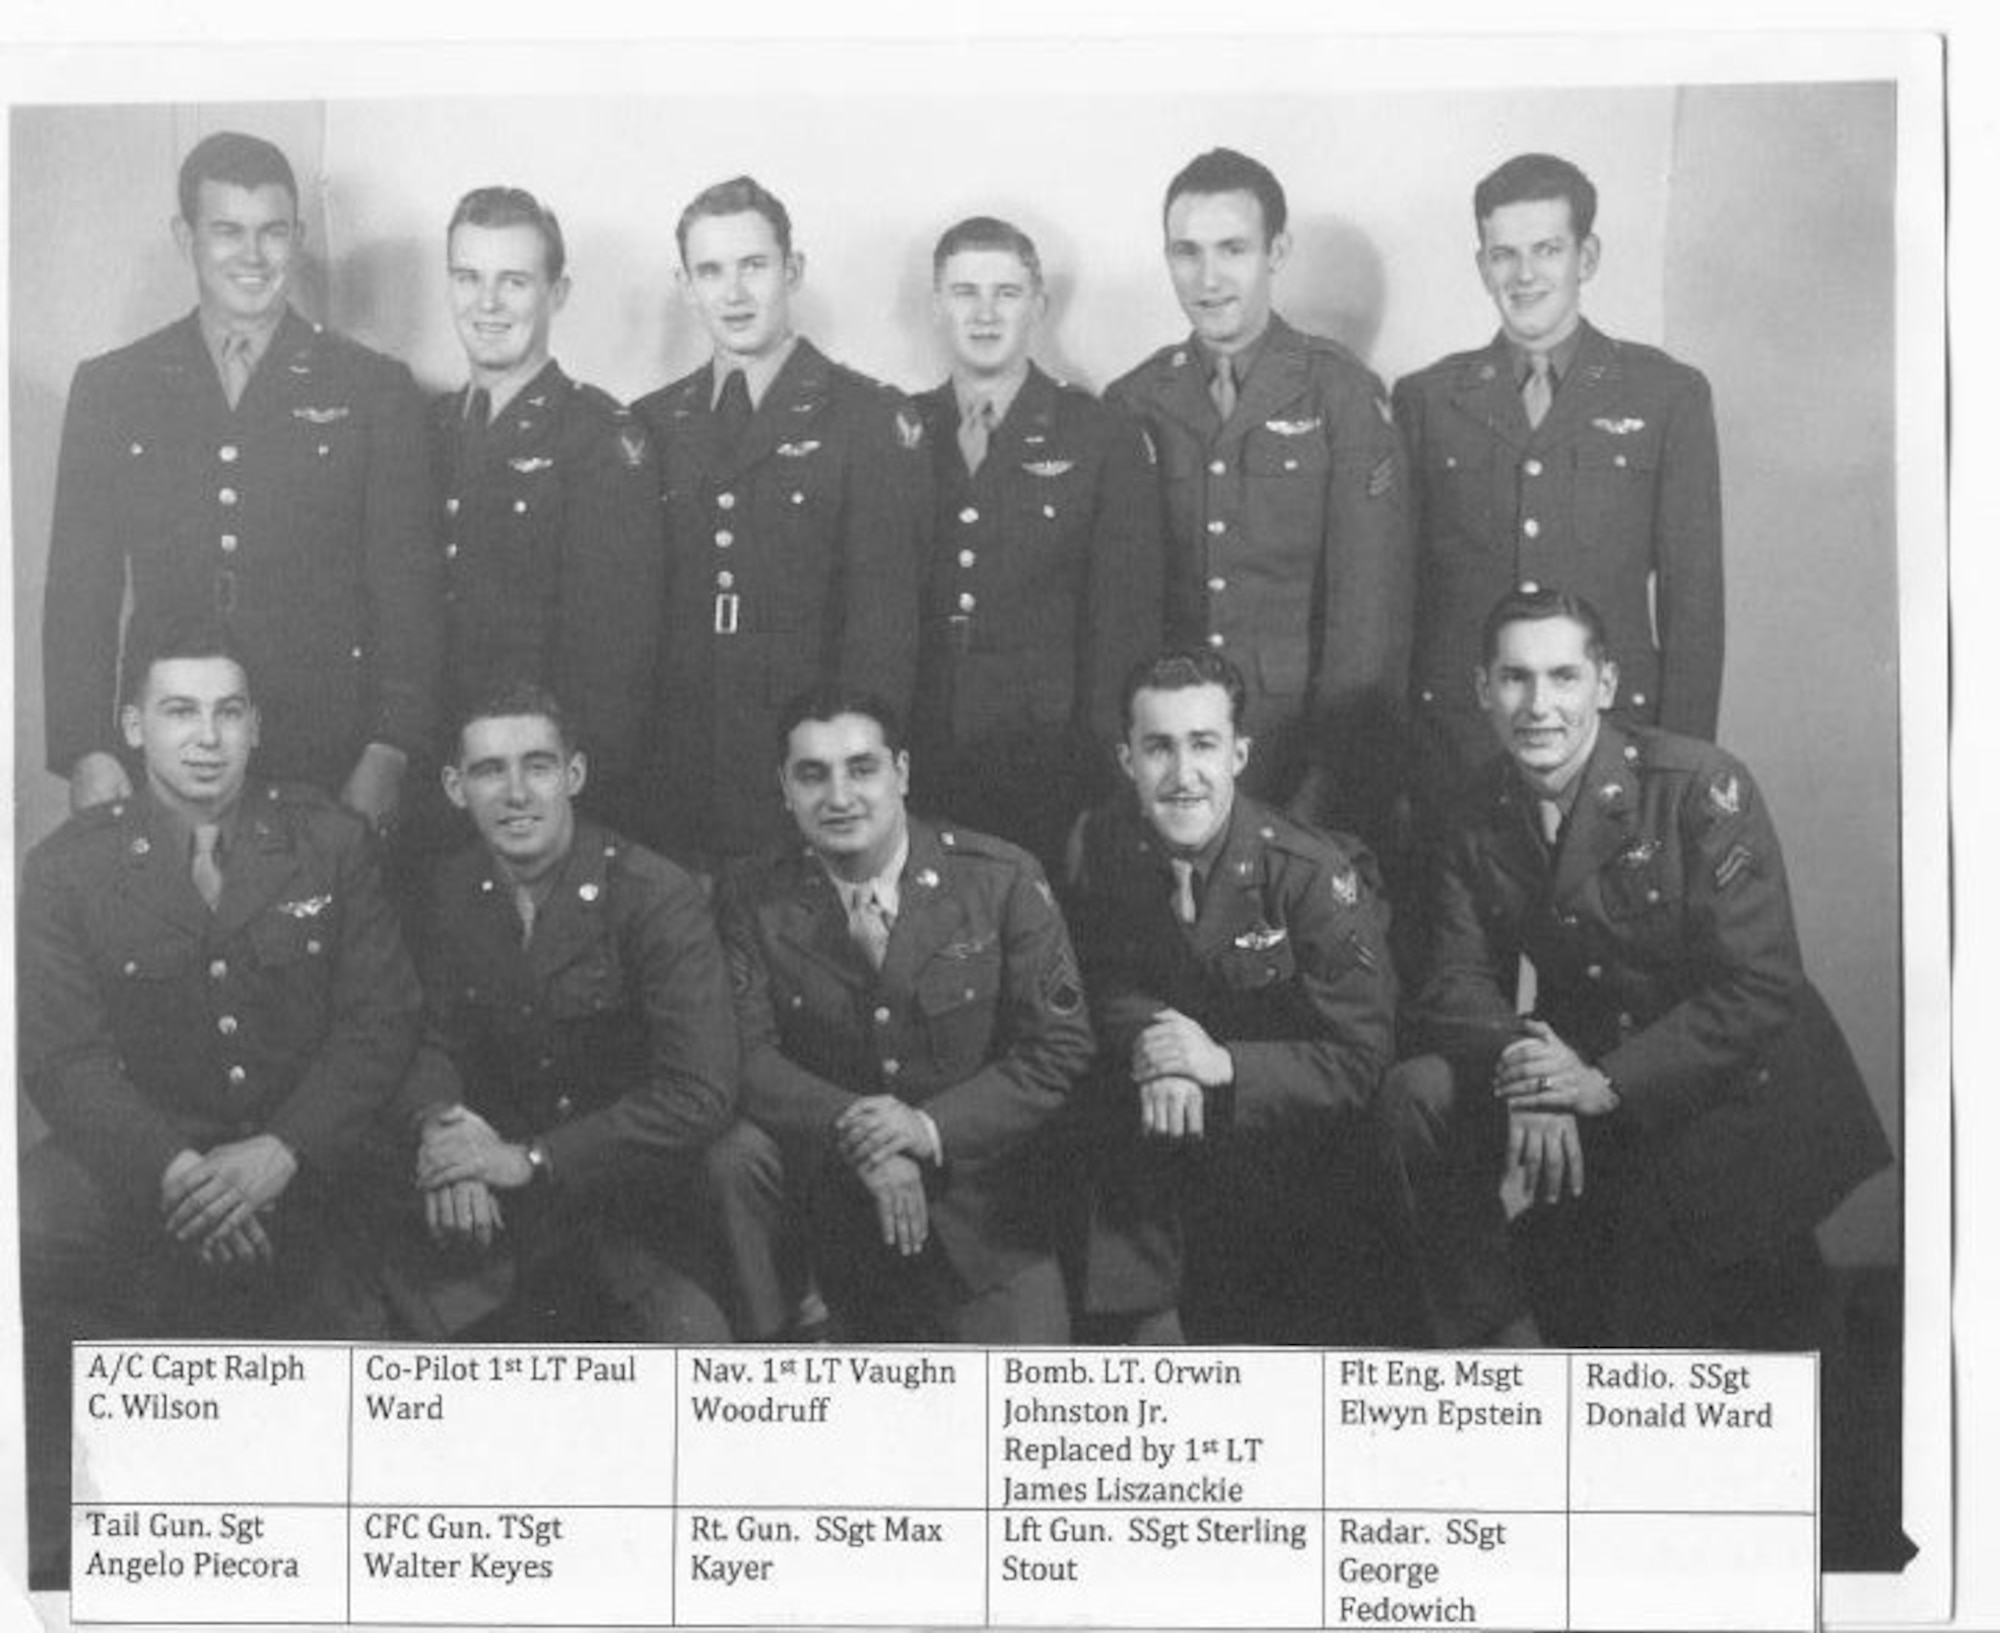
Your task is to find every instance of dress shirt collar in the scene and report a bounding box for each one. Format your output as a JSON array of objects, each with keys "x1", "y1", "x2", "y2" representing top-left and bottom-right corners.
[
  {"x1": 953, "y1": 362, "x2": 1030, "y2": 428},
  {"x1": 1508, "y1": 324, "x2": 1584, "y2": 389},
  {"x1": 712, "y1": 333, "x2": 799, "y2": 411},
  {"x1": 819, "y1": 825, "x2": 911, "y2": 922},
  {"x1": 198, "y1": 306, "x2": 284, "y2": 388}
]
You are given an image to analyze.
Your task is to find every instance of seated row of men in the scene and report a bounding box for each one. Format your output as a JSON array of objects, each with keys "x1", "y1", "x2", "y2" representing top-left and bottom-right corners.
[
  {"x1": 44, "y1": 128, "x2": 1721, "y2": 892},
  {"x1": 18, "y1": 588, "x2": 1889, "y2": 1583}
]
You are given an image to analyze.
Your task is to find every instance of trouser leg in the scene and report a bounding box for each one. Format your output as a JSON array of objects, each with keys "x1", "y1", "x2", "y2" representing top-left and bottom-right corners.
[
  {"x1": 1377, "y1": 1054, "x2": 1533, "y2": 1345},
  {"x1": 702, "y1": 1121, "x2": 794, "y2": 1340}
]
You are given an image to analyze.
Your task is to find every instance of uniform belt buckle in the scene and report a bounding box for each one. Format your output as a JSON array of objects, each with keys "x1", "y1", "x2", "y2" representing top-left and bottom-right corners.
[
  {"x1": 714, "y1": 592, "x2": 740, "y2": 635},
  {"x1": 215, "y1": 568, "x2": 239, "y2": 617}
]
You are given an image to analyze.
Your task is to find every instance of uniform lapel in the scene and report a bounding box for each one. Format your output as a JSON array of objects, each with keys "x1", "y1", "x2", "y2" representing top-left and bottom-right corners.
[
  {"x1": 113, "y1": 795, "x2": 213, "y2": 939},
  {"x1": 1448, "y1": 334, "x2": 1532, "y2": 452},
  {"x1": 523, "y1": 825, "x2": 606, "y2": 984},
  {"x1": 772, "y1": 852, "x2": 872, "y2": 988},
  {"x1": 1185, "y1": 808, "x2": 1260, "y2": 959},
  {"x1": 1220, "y1": 317, "x2": 1309, "y2": 449},
  {"x1": 875, "y1": 822, "x2": 963, "y2": 994},
  {"x1": 718, "y1": 339, "x2": 827, "y2": 483},
  {"x1": 1550, "y1": 722, "x2": 1642, "y2": 905},
  {"x1": 480, "y1": 358, "x2": 566, "y2": 478},
  {"x1": 249, "y1": 307, "x2": 320, "y2": 420},
  {"x1": 1151, "y1": 337, "x2": 1224, "y2": 439},
  {"x1": 1534, "y1": 321, "x2": 1620, "y2": 448},
  {"x1": 210, "y1": 788, "x2": 308, "y2": 940}
]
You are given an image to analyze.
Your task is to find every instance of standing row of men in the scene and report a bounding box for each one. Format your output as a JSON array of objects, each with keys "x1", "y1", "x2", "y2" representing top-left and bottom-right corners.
[{"x1": 42, "y1": 131, "x2": 1723, "y2": 879}]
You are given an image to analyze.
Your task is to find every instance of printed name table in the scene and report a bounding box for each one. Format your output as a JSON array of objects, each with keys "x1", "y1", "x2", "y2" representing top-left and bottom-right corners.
[{"x1": 70, "y1": 1345, "x2": 1818, "y2": 1631}]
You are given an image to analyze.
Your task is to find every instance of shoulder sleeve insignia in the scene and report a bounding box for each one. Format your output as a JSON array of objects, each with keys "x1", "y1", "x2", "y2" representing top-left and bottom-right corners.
[
  {"x1": 616, "y1": 427, "x2": 648, "y2": 469},
  {"x1": 894, "y1": 408, "x2": 925, "y2": 450},
  {"x1": 1707, "y1": 773, "x2": 1743, "y2": 818},
  {"x1": 1366, "y1": 454, "x2": 1395, "y2": 498},
  {"x1": 1714, "y1": 842, "x2": 1755, "y2": 892},
  {"x1": 1591, "y1": 416, "x2": 1647, "y2": 435},
  {"x1": 1264, "y1": 417, "x2": 1323, "y2": 436},
  {"x1": 508, "y1": 455, "x2": 556, "y2": 474},
  {"x1": 1329, "y1": 867, "x2": 1359, "y2": 907},
  {"x1": 291, "y1": 405, "x2": 351, "y2": 424},
  {"x1": 1041, "y1": 942, "x2": 1085, "y2": 1017},
  {"x1": 1233, "y1": 923, "x2": 1288, "y2": 952},
  {"x1": 1023, "y1": 459, "x2": 1076, "y2": 477}
]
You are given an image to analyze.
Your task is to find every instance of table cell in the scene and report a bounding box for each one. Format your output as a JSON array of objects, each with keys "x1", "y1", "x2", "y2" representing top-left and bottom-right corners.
[
  {"x1": 989, "y1": 1509, "x2": 1318, "y2": 1628},
  {"x1": 1323, "y1": 1351, "x2": 1569, "y2": 1511},
  {"x1": 350, "y1": 1347, "x2": 674, "y2": 1506},
  {"x1": 992, "y1": 1349, "x2": 1323, "y2": 1510},
  {"x1": 675, "y1": 1507, "x2": 983, "y2": 1626},
  {"x1": 1571, "y1": 1353, "x2": 1818, "y2": 1512},
  {"x1": 350, "y1": 1505, "x2": 673, "y2": 1625},
  {"x1": 74, "y1": 1344, "x2": 351, "y2": 1505},
  {"x1": 70, "y1": 1503, "x2": 346, "y2": 1624},
  {"x1": 1569, "y1": 1512, "x2": 1817, "y2": 1631},
  {"x1": 1325, "y1": 1509, "x2": 1566, "y2": 1631},
  {"x1": 678, "y1": 1348, "x2": 984, "y2": 1508}
]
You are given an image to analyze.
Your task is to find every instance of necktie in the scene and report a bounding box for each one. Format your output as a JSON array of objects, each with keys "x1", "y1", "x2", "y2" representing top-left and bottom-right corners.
[
  {"x1": 714, "y1": 367, "x2": 753, "y2": 459},
  {"x1": 959, "y1": 396, "x2": 996, "y2": 475},
  {"x1": 512, "y1": 884, "x2": 538, "y2": 948},
  {"x1": 1169, "y1": 856, "x2": 1200, "y2": 926},
  {"x1": 461, "y1": 386, "x2": 492, "y2": 461},
  {"x1": 220, "y1": 335, "x2": 254, "y2": 410},
  {"x1": 847, "y1": 884, "x2": 893, "y2": 971},
  {"x1": 1210, "y1": 354, "x2": 1238, "y2": 423},
  {"x1": 1536, "y1": 797, "x2": 1565, "y2": 849},
  {"x1": 1522, "y1": 351, "x2": 1554, "y2": 430},
  {"x1": 191, "y1": 823, "x2": 224, "y2": 911}
]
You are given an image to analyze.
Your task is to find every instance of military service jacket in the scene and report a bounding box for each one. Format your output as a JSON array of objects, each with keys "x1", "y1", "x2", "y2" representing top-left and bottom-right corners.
[
  {"x1": 634, "y1": 341, "x2": 931, "y2": 860},
  {"x1": 1393, "y1": 322, "x2": 1724, "y2": 786},
  {"x1": 1067, "y1": 793, "x2": 1397, "y2": 1135},
  {"x1": 17, "y1": 783, "x2": 420, "y2": 1205},
  {"x1": 44, "y1": 309, "x2": 440, "y2": 791},
  {"x1": 720, "y1": 820, "x2": 1093, "y2": 1292},
  {"x1": 911, "y1": 364, "x2": 1162, "y2": 757},
  {"x1": 396, "y1": 821, "x2": 738, "y2": 1195},
  {"x1": 430, "y1": 362, "x2": 662, "y2": 790},
  {"x1": 1411, "y1": 723, "x2": 1890, "y2": 1265},
  {"x1": 1108, "y1": 317, "x2": 1411, "y2": 818}
]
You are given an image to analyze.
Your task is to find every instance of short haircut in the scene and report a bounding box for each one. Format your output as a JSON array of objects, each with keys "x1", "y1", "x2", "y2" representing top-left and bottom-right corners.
[
  {"x1": 448, "y1": 185, "x2": 567, "y2": 281},
  {"x1": 677, "y1": 175, "x2": 793, "y2": 263},
  {"x1": 1473, "y1": 152, "x2": 1599, "y2": 241},
  {"x1": 775, "y1": 684, "x2": 906, "y2": 762},
  {"x1": 178, "y1": 131, "x2": 298, "y2": 224},
  {"x1": 1480, "y1": 585, "x2": 1612, "y2": 666},
  {"x1": 1120, "y1": 648, "x2": 1248, "y2": 734},
  {"x1": 931, "y1": 216, "x2": 1043, "y2": 286},
  {"x1": 121, "y1": 620, "x2": 255, "y2": 708},
  {"x1": 453, "y1": 679, "x2": 574, "y2": 761},
  {"x1": 1163, "y1": 147, "x2": 1288, "y2": 243}
]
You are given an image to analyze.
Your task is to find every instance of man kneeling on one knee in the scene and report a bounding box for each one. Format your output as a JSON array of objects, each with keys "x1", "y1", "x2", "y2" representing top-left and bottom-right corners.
[{"x1": 1382, "y1": 588, "x2": 1890, "y2": 1348}]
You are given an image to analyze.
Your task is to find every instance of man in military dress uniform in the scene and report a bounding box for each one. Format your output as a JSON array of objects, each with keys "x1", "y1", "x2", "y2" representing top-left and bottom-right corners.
[
  {"x1": 17, "y1": 626, "x2": 420, "y2": 1586},
  {"x1": 380, "y1": 683, "x2": 736, "y2": 1341},
  {"x1": 714, "y1": 687, "x2": 1092, "y2": 1342},
  {"x1": 1382, "y1": 589, "x2": 1889, "y2": 1349},
  {"x1": 426, "y1": 187, "x2": 662, "y2": 838},
  {"x1": 1394, "y1": 154, "x2": 1724, "y2": 824},
  {"x1": 909, "y1": 215, "x2": 1162, "y2": 871},
  {"x1": 1065, "y1": 651, "x2": 1400, "y2": 1345},
  {"x1": 634, "y1": 177, "x2": 930, "y2": 867},
  {"x1": 1110, "y1": 149, "x2": 1410, "y2": 845},
  {"x1": 43, "y1": 130, "x2": 439, "y2": 828}
]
